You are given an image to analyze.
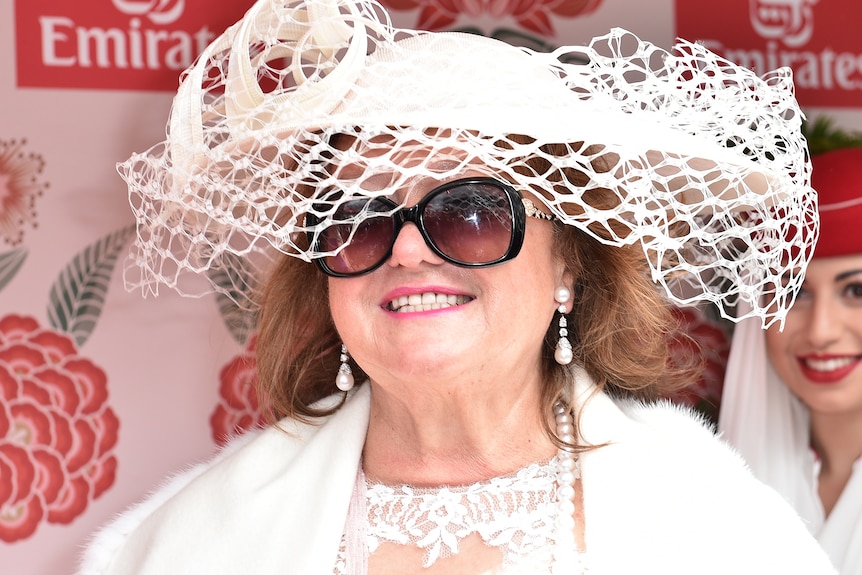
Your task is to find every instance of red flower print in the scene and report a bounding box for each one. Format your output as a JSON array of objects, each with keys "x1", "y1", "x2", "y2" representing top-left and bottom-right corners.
[
  {"x1": 382, "y1": 0, "x2": 601, "y2": 36},
  {"x1": 665, "y1": 306, "x2": 731, "y2": 424},
  {"x1": 210, "y1": 335, "x2": 265, "y2": 446},
  {"x1": 0, "y1": 139, "x2": 47, "y2": 246},
  {"x1": 0, "y1": 314, "x2": 118, "y2": 542}
]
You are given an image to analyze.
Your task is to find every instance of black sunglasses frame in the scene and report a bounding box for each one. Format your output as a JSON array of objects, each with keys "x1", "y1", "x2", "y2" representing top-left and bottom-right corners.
[{"x1": 306, "y1": 177, "x2": 528, "y2": 278}]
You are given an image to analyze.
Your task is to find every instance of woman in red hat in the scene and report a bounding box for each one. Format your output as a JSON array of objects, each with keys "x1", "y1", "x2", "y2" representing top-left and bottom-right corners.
[{"x1": 720, "y1": 146, "x2": 862, "y2": 575}]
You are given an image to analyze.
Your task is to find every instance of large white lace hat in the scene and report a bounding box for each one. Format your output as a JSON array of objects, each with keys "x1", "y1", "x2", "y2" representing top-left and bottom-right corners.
[{"x1": 119, "y1": 0, "x2": 816, "y2": 327}]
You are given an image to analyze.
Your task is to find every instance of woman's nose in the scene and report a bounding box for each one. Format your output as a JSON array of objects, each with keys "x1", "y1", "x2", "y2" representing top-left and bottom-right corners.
[
  {"x1": 805, "y1": 295, "x2": 844, "y2": 348},
  {"x1": 386, "y1": 223, "x2": 445, "y2": 269}
]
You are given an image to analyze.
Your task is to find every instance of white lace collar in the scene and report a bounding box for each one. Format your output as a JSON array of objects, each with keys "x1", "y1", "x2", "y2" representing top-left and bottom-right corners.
[{"x1": 334, "y1": 458, "x2": 586, "y2": 574}]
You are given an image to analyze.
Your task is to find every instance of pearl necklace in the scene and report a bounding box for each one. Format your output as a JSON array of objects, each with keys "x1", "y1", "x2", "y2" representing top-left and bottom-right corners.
[{"x1": 552, "y1": 400, "x2": 582, "y2": 573}]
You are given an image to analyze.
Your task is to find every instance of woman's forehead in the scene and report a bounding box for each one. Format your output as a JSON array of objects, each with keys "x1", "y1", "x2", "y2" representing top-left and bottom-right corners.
[
  {"x1": 333, "y1": 131, "x2": 477, "y2": 165},
  {"x1": 325, "y1": 134, "x2": 500, "y2": 195},
  {"x1": 806, "y1": 254, "x2": 862, "y2": 281}
]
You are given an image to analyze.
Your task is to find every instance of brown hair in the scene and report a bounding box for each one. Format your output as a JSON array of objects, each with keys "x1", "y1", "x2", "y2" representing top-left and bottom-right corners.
[
  {"x1": 255, "y1": 254, "x2": 363, "y2": 424},
  {"x1": 534, "y1": 220, "x2": 700, "y2": 449}
]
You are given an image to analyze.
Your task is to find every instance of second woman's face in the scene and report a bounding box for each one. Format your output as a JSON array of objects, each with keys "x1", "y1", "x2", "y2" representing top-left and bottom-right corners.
[
  {"x1": 326, "y1": 173, "x2": 569, "y2": 393},
  {"x1": 765, "y1": 254, "x2": 862, "y2": 417}
]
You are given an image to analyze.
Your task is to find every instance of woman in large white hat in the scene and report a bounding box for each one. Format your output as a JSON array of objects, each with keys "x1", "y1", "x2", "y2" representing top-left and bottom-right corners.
[{"x1": 77, "y1": 0, "x2": 834, "y2": 573}]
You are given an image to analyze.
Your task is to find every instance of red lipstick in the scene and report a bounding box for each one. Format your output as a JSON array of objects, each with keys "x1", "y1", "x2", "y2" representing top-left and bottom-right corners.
[{"x1": 797, "y1": 355, "x2": 861, "y2": 385}]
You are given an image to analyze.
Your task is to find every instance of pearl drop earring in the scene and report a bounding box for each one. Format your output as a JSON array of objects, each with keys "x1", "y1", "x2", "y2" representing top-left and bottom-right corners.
[
  {"x1": 336, "y1": 344, "x2": 355, "y2": 391},
  {"x1": 554, "y1": 287, "x2": 573, "y2": 366}
]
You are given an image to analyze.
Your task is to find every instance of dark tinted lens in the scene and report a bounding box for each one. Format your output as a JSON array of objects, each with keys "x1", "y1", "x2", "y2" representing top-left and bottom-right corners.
[
  {"x1": 318, "y1": 199, "x2": 395, "y2": 275},
  {"x1": 422, "y1": 182, "x2": 515, "y2": 264}
]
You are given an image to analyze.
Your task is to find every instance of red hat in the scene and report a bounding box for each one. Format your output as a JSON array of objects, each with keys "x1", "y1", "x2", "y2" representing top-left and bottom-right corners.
[{"x1": 811, "y1": 147, "x2": 862, "y2": 258}]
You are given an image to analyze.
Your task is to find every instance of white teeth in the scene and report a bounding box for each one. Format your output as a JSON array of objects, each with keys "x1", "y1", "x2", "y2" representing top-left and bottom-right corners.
[
  {"x1": 803, "y1": 357, "x2": 857, "y2": 372},
  {"x1": 389, "y1": 292, "x2": 470, "y2": 312}
]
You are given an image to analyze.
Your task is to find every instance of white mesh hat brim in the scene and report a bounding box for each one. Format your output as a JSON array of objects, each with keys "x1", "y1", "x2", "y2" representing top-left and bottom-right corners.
[{"x1": 119, "y1": 0, "x2": 816, "y2": 327}]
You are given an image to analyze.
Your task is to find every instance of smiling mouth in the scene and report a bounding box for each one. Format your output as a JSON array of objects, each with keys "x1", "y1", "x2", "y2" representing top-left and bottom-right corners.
[
  {"x1": 388, "y1": 292, "x2": 472, "y2": 313},
  {"x1": 801, "y1": 356, "x2": 860, "y2": 372}
]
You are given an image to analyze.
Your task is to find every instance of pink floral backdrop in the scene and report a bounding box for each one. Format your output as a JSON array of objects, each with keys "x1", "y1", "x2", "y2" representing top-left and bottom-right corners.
[{"x1": 2, "y1": 0, "x2": 861, "y2": 573}]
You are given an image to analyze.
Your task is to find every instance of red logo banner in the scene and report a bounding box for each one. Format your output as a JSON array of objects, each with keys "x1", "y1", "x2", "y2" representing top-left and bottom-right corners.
[
  {"x1": 14, "y1": 0, "x2": 253, "y2": 91},
  {"x1": 675, "y1": 0, "x2": 862, "y2": 108}
]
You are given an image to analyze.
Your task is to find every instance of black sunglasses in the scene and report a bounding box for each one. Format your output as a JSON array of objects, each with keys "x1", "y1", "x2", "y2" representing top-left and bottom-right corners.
[{"x1": 306, "y1": 177, "x2": 554, "y2": 278}]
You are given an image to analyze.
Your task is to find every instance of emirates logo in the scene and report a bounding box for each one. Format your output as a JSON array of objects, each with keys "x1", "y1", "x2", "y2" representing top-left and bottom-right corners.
[
  {"x1": 111, "y1": 0, "x2": 186, "y2": 25},
  {"x1": 749, "y1": 0, "x2": 818, "y2": 47},
  {"x1": 14, "y1": 0, "x2": 247, "y2": 91},
  {"x1": 676, "y1": 0, "x2": 860, "y2": 109}
]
